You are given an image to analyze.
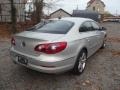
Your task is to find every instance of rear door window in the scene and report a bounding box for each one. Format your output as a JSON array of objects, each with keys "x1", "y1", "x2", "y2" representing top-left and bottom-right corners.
[
  {"x1": 79, "y1": 21, "x2": 93, "y2": 32},
  {"x1": 91, "y1": 21, "x2": 100, "y2": 30}
]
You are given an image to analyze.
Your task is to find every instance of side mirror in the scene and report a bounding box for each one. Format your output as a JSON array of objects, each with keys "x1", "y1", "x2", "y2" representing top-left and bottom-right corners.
[{"x1": 99, "y1": 27, "x2": 107, "y2": 31}]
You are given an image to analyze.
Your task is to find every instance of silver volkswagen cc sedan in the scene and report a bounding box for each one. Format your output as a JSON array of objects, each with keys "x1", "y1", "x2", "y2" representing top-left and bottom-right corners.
[{"x1": 10, "y1": 17, "x2": 107, "y2": 75}]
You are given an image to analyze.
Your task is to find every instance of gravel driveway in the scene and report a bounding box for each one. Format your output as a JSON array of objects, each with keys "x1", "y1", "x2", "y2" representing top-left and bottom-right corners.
[{"x1": 0, "y1": 22, "x2": 120, "y2": 90}]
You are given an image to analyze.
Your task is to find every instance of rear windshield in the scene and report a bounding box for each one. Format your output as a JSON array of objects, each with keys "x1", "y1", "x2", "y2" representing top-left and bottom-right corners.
[{"x1": 33, "y1": 20, "x2": 74, "y2": 34}]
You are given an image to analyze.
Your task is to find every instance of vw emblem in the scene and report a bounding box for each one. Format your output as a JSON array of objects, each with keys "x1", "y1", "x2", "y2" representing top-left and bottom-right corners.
[{"x1": 21, "y1": 41, "x2": 26, "y2": 47}]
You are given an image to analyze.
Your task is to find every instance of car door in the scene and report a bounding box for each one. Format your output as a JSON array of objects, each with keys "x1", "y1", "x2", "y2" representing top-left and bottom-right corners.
[
  {"x1": 90, "y1": 21, "x2": 105, "y2": 49},
  {"x1": 79, "y1": 21, "x2": 99, "y2": 57}
]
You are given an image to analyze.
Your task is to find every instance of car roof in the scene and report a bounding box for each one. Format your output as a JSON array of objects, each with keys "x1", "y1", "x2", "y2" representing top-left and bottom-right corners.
[{"x1": 50, "y1": 17, "x2": 94, "y2": 24}]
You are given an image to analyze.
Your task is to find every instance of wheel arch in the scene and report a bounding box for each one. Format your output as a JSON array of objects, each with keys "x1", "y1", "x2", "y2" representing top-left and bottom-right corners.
[
  {"x1": 76, "y1": 47, "x2": 88, "y2": 59},
  {"x1": 72, "y1": 46, "x2": 88, "y2": 75},
  {"x1": 82, "y1": 47, "x2": 88, "y2": 57}
]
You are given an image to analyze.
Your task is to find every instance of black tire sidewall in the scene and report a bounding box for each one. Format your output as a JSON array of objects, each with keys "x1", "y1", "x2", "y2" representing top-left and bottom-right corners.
[{"x1": 101, "y1": 40, "x2": 105, "y2": 49}]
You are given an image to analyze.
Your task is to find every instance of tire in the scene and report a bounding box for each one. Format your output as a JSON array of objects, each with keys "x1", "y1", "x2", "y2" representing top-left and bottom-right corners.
[
  {"x1": 101, "y1": 38, "x2": 106, "y2": 49},
  {"x1": 72, "y1": 49, "x2": 87, "y2": 75},
  {"x1": 101, "y1": 42, "x2": 106, "y2": 49}
]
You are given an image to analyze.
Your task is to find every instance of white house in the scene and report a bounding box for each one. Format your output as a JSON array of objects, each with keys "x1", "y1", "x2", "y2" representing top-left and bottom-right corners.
[
  {"x1": 0, "y1": 0, "x2": 26, "y2": 22},
  {"x1": 86, "y1": 0, "x2": 105, "y2": 14}
]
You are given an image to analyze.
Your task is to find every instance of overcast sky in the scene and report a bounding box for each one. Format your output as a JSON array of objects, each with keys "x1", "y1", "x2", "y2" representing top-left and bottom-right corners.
[{"x1": 46, "y1": 0, "x2": 120, "y2": 15}]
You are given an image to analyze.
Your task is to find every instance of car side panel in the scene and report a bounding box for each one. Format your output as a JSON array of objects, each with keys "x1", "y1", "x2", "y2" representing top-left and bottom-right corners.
[{"x1": 96, "y1": 30, "x2": 106, "y2": 48}]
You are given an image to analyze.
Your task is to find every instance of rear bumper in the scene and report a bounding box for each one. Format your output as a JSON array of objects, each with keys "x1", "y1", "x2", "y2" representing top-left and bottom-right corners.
[{"x1": 10, "y1": 48, "x2": 76, "y2": 74}]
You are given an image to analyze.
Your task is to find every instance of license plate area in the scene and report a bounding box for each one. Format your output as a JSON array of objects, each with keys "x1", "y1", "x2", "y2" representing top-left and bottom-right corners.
[{"x1": 17, "y1": 56, "x2": 28, "y2": 65}]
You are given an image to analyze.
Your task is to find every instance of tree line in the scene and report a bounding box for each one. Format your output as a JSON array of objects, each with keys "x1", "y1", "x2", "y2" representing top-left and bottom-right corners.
[{"x1": 9, "y1": 0, "x2": 60, "y2": 34}]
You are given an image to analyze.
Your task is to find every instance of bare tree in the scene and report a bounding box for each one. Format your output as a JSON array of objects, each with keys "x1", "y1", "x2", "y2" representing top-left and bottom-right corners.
[
  {"x1": 44, "y1": 0, "x2": 61, "y2": 9},
  {"x1": 33, "y1": 0, "x2": 61, "y2": 23},
  {"x1": 9, "y1": 0, "x2": 17, "y2": 34},
  {"x1": 34, "y1": 0, "x2": 43, "y2": 23}
]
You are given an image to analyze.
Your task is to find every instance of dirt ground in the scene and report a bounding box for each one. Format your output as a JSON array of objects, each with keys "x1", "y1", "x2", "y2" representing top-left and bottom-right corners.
[{"x1": 0, "y1": 22, "x2": 120, "y2": 90}]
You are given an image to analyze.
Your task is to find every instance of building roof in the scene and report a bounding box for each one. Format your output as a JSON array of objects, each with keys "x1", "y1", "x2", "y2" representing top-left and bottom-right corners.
[
  {"x1": 72, "y1": 10, "x2": 100, "y2": 22},
  {"x1": 50, "y1": 8, "x2": 72, "y2": 16},
  {"x1": 72, "y1": 10, "x2": 99, "y2": 15},
  {"x1": 87, "y1": 0, "x2": 105, "y2": 8},
  {"x1": 88, "y1": 0, "x2": 95, "y2": 4}
]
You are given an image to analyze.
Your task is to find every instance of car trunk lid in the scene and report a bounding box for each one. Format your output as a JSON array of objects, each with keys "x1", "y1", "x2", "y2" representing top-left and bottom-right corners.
[{"x1": 13, "y1": 31, "x2": 64, "y2": 56}]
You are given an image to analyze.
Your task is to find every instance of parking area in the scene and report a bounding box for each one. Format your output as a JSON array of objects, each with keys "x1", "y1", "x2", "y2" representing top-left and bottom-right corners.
[{"x1": 0, "y1": 22, "x2": 120, "y2": 90}]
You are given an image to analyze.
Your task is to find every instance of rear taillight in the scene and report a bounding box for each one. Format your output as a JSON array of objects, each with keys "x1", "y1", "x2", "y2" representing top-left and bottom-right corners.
[
  {"x1": 34, "y1": 42, "x2": 67, "y2": 54},
  {"x1": 11, "y1": 37, "x2": 15, "y2": 45}
]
